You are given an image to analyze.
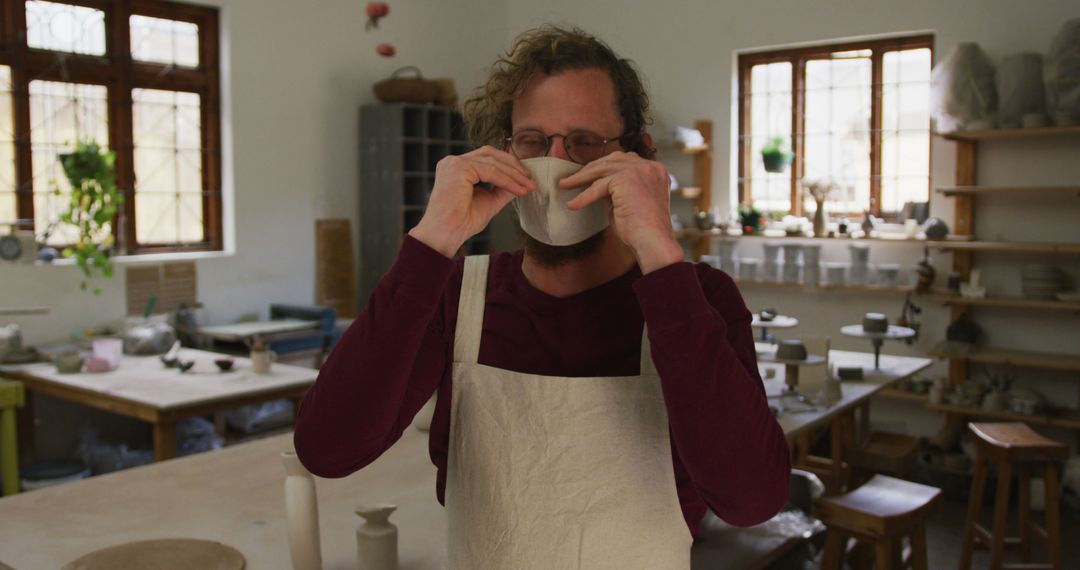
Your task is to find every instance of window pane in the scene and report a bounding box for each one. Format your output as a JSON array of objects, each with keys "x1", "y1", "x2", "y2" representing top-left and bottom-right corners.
[
  {"x1": 881, "y1": 48, "x2": 931, "y2": 214},
  {"x1": 133, "y1": 88, "x2": 203, "y2": 244},
  {"x1": 804, "y1": 55, "x2": 871, "y2": 215},
  {"x1": 26, "y1": 1, "x2": 106, "y2": 56},
  {"x1": 748, "y1": 62, "x2": 792, "y2": 213},
  {"x1": 29, "y1": 80, "x2": 110, "y2": 245},
  {"x1": 0, "y1": 67, "x2": 15, "y2": 225},
  {"x1": 131, "y1": 15, "x2": 200, "y2": 67}
]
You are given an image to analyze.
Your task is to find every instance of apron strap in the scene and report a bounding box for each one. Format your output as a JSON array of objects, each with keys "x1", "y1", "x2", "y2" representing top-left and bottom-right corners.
[
  {"x1": 453, "y1": 255, "x2": 490, "y2": 363},
  {"x1": 640, "y1": 325, "x2": 658, "y2": 376}
]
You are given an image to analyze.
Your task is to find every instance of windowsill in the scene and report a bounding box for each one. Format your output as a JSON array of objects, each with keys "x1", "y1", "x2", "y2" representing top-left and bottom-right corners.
[{"x1": 22, "y1": 249, "x2": 235, "y2": 268}]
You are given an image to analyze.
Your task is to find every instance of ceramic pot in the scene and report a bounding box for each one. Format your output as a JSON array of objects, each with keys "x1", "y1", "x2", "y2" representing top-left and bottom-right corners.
[
  {"x1": 356, "y1": 504, "x2": 399, "y2": 570},
  {"x1": 281, "y1": 451, "x2": 322, "y2": 570}
]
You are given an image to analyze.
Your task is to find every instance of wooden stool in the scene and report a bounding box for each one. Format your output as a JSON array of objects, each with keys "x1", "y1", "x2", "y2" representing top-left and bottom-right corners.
[
  {"x1": 959, "y1": 422, "x2": 1068, "y2": 570},
  {"x1": 815, "y1": 474, "x2": 941, "y2": 569},
  {"x1": 846, "y1": 430, "x2": 921, "y2": 488}
]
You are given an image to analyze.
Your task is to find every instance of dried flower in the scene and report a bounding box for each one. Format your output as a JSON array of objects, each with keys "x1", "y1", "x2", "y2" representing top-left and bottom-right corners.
[{"x1": 801, "y1": 178, "x2": 838, "y2": 203}]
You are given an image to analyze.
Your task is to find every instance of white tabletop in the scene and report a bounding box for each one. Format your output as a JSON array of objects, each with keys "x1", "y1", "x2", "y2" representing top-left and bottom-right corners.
[
  {"x1": 0, "y1": 429, "x2": 447, "y2": 570},
  {"x1": 0, "y1": 348, "x2": 318, "y2": 411},
  {"x1": 755, "y1": 344, "x2": 933, "y2": 437}
]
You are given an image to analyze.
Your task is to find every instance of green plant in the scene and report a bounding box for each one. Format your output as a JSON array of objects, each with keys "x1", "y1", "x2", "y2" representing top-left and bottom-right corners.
[
  {"x1": 738, "y1": 204, "x2": 764, "y2": 234},
  {"x1": 55, "y1": 140, "x2": 123, "y2": 294},
  {"x1": 761, "y1": 136, "x2": 793, "y2": 173},
  {"x1": 761, "y1": 136, "x2": 787, "y2": 155}
]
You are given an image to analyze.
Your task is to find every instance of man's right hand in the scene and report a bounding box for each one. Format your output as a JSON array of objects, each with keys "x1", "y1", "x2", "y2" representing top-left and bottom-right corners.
[{"x1": 408, "y1": 146, "x2": 535, "y2": 258}]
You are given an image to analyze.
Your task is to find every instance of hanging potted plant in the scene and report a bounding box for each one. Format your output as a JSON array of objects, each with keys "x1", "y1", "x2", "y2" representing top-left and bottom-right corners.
[
  {"x1": 761, "y1": 136, "x2": 793, "y2": 173},
  {"x1": 54, "y1": 140, "x2": 123, "y2": 294}
]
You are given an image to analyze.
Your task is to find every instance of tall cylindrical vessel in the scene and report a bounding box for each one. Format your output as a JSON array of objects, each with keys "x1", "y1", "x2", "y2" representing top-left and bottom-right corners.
[
  {"x1": 356, "y1": 503, "x2": 399, "y2": 570},
  {"x1": 281, "y1": 451, "x2": 322, "y2": 570}
]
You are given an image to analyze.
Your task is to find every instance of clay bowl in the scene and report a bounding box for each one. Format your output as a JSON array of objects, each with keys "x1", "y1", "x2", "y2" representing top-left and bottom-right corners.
[{"x1": 215, "y1": 358, "x2": 235, "y2": 372}]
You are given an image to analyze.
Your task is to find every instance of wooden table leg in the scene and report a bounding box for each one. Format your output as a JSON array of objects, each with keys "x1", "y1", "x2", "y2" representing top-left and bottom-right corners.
[
  {"x1": 16, "y1": 388, "x2": 34, "y2": 464},
  {"x1": 153, "y1": 421, "x2": 177, "y2": 461}
]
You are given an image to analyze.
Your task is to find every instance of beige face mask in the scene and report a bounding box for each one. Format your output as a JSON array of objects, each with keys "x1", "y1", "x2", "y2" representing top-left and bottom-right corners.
[{"x1": 514, "y1": 157, "x2": 610, "y2": 246}]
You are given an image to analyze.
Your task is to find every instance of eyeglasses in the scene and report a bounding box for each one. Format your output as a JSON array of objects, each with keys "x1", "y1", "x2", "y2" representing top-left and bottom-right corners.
[{"x1": 505, "y1": 129, "x2": 624, "y2": 165}]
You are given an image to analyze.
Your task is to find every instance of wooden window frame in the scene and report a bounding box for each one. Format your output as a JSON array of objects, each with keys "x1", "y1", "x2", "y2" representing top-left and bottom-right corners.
[
  {"x1": 0, "y1": 0, "x2": 222, "y2": 254},
  {"x1": 738, "y1": 34, "x2": 933, "y2": 219}
]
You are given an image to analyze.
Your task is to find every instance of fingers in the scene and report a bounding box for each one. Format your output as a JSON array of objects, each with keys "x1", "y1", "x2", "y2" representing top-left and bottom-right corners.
[
  {"x1": 438, "y1": 151, "x2": 534, "y2": 197},
  {"x1": 468, "y1": 145, "x2": 531, "y2": 179},
  {"x1": 470, "y1": 160, "x2": 534, "y2": 196},
  {"x1": 559, "y1": 151, "x2": 643, "y2": 189},
  {"x1": 566, "y1": 176, "x2": 614, "y2": 211}
]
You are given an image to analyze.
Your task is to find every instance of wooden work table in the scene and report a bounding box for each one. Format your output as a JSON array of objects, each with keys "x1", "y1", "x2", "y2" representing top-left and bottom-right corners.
[
  {"x1": 0, "y1": 348, "x2": 318, "y2": 461},
  {"x1": 0, "y1": 348, "x2": 932, "y2": 569}
]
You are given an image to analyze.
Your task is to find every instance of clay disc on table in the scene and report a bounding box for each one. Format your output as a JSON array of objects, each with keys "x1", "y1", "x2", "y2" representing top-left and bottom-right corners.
[{"x1": 63, "y1": 538, "x2": 245, "y2": 570}]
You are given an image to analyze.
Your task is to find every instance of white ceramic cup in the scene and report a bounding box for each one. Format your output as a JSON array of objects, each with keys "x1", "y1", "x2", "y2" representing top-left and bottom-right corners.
[{"x1": 251, "y1": 349, "x2": 277, "y2": 374}]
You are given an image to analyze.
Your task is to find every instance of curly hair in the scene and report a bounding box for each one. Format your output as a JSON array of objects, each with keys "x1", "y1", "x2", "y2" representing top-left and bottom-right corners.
[{"x1": 461, "y1": 25, "x2": 653, "y2": 158}]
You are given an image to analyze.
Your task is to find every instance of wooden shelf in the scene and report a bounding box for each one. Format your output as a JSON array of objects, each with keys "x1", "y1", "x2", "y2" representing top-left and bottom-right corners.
[
  {"x1": 939, "y1": 126, "x2": 1080, "y2": 141},
  {"x1": 735, "y1": 279, "x2": 912, "y2": 294},
  {"x1": 929, "y1": 348, "x2": 1080, "y2": 373},
  {"x1": 926, "y1": 292, "x2": 1080, "y2": 312},
  {"x1": 926, "y1": 403, "x2": 1080, "y2": 430},
  {"x1": 673, "y1": 230, "x2": 971, "y2": 243},
  {"x1": 936, "y1": 185, "x2": 1080, "y2": 197},
  {"x1": 878, "y1": 388, "x2": 929, "y2": 402},
  {"x1": 929, "y1": 240, "x2": 1080, "y2": 255},
  {"x1": 656, "y1": 143, "x2": 709, "y2": 155}
]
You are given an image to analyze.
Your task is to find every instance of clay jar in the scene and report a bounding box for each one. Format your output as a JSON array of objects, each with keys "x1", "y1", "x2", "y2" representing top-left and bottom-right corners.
[{"x1": 356, "y1": 504, "x2": 399, "y2": 570}]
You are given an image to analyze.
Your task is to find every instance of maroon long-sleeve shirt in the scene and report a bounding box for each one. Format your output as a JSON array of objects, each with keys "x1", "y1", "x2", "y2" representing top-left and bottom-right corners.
[{"x1": 294, "y1": 236, "x2": 790, "y2": 537}]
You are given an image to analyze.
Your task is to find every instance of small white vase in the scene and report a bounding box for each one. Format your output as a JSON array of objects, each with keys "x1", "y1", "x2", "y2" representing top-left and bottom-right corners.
[
  {"x1": 281, "y1": 451, "x2": 322, "y2": 570},
  {"x1": 356, "y1": 503, "x2": 399, "y2": 570}
]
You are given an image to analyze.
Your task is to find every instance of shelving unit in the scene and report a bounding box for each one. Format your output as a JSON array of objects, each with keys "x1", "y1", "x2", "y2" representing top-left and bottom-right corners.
[
  {"x1": 927, "y1": 292, "x2": 1080, "y2": 312},
  {"x1": 665, "y1": 120, "x2": 712, "y2": 261},
  {"x1": 934, "y1": 126, "x2": 1080, "y2": 436},
  {"x1": 929, "y1": 240, "x2": 1080, "y2": 255},
  {"x1": 736, "y1": 279, "x2": 913, "y2": 295},
  {"x1": 358, "y1": 103, "x2": 482, "y2": 303},
  {"x1": 929, "y1": 348, "x2": 1080, "y2": 373},
  {"x1": 936, "y1": 185, "x2": 1080, "y2": 196}
]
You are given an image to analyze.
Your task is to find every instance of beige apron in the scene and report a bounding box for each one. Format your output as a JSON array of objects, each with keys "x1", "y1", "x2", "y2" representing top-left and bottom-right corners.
[{"x1": 446, "y1": 255, "x2": 692, "y2": 569}]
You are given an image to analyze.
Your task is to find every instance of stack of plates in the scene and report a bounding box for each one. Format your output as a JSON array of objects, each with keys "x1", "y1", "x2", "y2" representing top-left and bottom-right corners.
[{"x1": 1021, "y1": 264, "x2": 1064, "y2": 299}]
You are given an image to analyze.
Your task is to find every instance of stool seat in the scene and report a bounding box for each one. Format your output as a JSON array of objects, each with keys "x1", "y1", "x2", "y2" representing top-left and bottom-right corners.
[
  {"x1": 969, "y1": 422, "x2": 1069, "y2": 462},
  {"x1": 817, "y1": 474, "x2": 942, "y2": 537}
]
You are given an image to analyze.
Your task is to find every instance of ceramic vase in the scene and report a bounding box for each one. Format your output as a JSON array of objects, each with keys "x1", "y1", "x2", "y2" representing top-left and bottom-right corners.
[
  {"x1": 812, "y1": 200, "x2": 827, "y2": 237},
  {"x1": 281, "y1": 451, "x2": 322, "y2": 570},
  {"x1": 356, "y1": 504, "x2": 399, "y2": 570}
]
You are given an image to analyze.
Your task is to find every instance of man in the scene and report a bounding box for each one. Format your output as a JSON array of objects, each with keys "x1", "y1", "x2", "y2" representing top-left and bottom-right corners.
[{"x1": 295, "y1": 25, "x2": 789, "y2": 568}]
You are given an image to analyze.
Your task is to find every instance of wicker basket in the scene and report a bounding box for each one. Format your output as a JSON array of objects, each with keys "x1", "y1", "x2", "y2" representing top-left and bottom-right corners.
[{"x1": 373, "y1": 66, "x2": 454, "y2": 106}]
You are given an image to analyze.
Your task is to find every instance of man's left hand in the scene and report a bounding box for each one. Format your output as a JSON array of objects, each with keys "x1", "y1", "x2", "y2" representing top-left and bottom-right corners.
[{"x1": 562, "y1": 151, "x2": 684, "y2": 274}]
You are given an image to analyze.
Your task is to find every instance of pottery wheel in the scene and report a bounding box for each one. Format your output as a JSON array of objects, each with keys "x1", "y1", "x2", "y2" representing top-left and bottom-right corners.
[{"x1": 62, "y1": 539, "x2": 245, "y2": 570}]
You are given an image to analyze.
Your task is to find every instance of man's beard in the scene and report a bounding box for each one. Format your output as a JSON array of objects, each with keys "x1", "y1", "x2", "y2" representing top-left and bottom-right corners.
[{"x1": 518, "y1": 227, "x2": 607, "y2": 268}]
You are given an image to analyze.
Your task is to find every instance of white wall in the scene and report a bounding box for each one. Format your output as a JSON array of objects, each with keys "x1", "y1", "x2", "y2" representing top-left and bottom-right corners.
[
  {"x1": 2, "y1": 0, "x2": 507, "y2": 457},
  {"x1": 502, "y1": 0, "x2": 1080, "y2": 438}
]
